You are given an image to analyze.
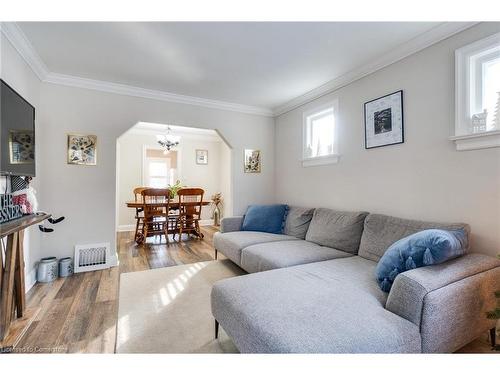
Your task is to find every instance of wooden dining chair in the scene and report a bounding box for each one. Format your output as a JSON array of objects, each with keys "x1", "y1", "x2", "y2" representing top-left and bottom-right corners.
[
  {"x1": 133, "y1": 187, "x2": 148, "y2": 244},
  {"x1": 176, "y1": 188, "x2": 205, "y2": 240},
  {"x1": 140, "y1": 188, "x2": 176, "y2": 244}
]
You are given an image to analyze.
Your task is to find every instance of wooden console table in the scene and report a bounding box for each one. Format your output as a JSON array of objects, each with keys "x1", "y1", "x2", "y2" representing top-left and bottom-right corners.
[{"x1": 0, "y1": 213, "x2": 50, "y2": 347}]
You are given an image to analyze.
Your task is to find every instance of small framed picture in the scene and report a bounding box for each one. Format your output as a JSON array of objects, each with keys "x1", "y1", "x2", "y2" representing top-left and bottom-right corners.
[
  {"x1": 67, "y1": 134, "x2": 97, "y2": 165},
  {"x1": 244, "y1": 149, "x2": 261, "y2": 173},
  {"x1": 196, "y1": 149, "x2": 208, "y2": 165},
  {"x1": 364, "y1": 90, "x2": 404, "y2": 149},
  {"x1": 9, "y1": 130, "x2": 35, "y2": 164}
]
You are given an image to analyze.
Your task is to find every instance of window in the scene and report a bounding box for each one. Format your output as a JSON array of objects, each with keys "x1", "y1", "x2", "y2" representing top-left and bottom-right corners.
[
  {"x1": 143, "y1": 148, "x2": 178, "y2": 187},
  {"x1": 302, "y1": 101, "x2": 339, "y2": 167},
  {"x1": 453, "y1": 32, "x2": 500, "y2": 150}
]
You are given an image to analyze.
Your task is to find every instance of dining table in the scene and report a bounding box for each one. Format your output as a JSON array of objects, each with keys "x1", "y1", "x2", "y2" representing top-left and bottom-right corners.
[{"x1": 125, "y1": 200, "x2": 211, "y2": 244}]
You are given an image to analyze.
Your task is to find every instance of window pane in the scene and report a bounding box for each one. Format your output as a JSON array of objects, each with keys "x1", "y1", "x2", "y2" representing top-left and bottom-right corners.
[
  {"x1": 149, "y1": 161, "x2": 167, "y2": 177},
  {"x1": 483, "y1": 58, "x2": 500, "y2": 130},
  {"x1": 306, "y1": 111, "x2": 335, "y2": 158},
  {"x1": 149, "y1": 177, "x2": 167, "y2": 188}
]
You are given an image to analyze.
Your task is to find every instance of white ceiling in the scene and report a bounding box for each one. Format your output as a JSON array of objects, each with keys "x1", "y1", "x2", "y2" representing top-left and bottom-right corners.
[{"x1": 15, "y1": 22, "x2": 458, "y2": 111}]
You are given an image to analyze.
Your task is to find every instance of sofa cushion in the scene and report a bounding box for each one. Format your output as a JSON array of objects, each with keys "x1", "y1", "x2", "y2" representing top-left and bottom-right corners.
[
  {"x1": 213, "y1": 231, "x2": 296, "y2": 266},
  {"x1": 375, "y1": 229, "x2": 468, "y2": 292},
  {"x1": 358, "y1": 214, "x2": 470, "y2": 262},
  {"x1": 283, "y1": 206, "x2": 315, "y2": 239},
  {"x1": 240, "y1": 240, "x2": 352, "y2": 273},
  {"x1": 241, "y1": 204, "x2": 288, "y2": 234},
  {"x1": 211, "y1": 256, "x2": 421, "y2": 353},
  {"x1": 305, "y1": 208, "x2": 369, "y2": 254}
]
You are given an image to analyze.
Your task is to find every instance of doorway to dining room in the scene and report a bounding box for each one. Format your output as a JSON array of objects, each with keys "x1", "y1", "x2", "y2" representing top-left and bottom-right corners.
[{"x1": 115, "y1": 121, "x2": 232, "y2": 241}]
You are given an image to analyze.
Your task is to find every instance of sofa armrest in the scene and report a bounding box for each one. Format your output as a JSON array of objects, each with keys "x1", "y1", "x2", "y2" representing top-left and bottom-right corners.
[
  {"x1": 386, "y1": 253, "x2": 500, "y2": 352},
  {"x1": 220, "y1": 216, "x2": 244, "y2": 233}
]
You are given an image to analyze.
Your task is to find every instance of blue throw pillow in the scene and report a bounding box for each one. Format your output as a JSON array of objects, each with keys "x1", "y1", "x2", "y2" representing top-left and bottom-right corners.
[
  {"x1": 241, "y1": 204, "x2": 289, "y2": 234},
  {"x1": 375, "y1": 229, "x2": 468, "y2": 293}
]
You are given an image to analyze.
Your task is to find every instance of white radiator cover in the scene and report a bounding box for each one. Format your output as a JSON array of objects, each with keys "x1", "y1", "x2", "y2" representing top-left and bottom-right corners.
[{"x1": 74, "y1": 242, "x2": 111, "y2": 273}]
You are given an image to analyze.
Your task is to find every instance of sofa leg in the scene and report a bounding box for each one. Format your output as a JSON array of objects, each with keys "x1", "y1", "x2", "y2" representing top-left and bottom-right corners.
[
  {"x1": 490, "y1": 328, "x2": 497, "y2": 349},
  {"x1": 215, "y1": 319, "x2": 219, "y2": 339},
  {"x1": 214, "y1": 249, "x2": 218, "y2": 260}
]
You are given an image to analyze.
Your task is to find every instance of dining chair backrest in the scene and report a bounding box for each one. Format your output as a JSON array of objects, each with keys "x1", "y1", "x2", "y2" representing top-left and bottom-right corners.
[
  {"x1": 134, "y1": 187, "x2": 149, "y2": 202},
  {"x1": 177, "y1": 188, "x2": 204, "y2": 219},
  {"x1": 141, "y1": 188, "x2": 171, "y2": 220}
]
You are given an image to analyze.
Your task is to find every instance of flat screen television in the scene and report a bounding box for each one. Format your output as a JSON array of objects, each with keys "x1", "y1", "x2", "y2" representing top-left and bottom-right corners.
[{"x1": 0, "y1": 79, "x2": 36, "y2": 177}]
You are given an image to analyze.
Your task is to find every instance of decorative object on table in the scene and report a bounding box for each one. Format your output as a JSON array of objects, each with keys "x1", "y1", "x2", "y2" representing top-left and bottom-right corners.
[
  {"x1": 9, "y1": 130, "x2": 35, "y2": 164},
  {"x1": 58, "y1": 257, "x2": 74, "y2": 277},
  {"x1": 493, "y1": 91, "x2": 500, "y2": 130},
  {"x1": 157, "y1": 125, "x2": 180, "y2": 154},
  {"x1": 36, "y1": 257, "x2": 58, "y2": 283},
  {"x1": 167, "y1": 179, "x2": 185, "y2": 199},
  {"x1": 244, "y1": 149, "x2": 261, "y2": 173},
  {"x1": 364, "y1": 90, "x2": 404, "y2": 149},
  {"x1": 470, "y1": 109, "x2": 488, "y2": 133},
  {"x1": 210, "y1": 192, "x2": 223, "y2": 226},
  {"x1": 67, "y1": 134, "x2": 97, "y2": 165},
  {"x1": 196, "y1": 149, "x2": 208, "y2": 165},
  {"x1": 0, "y1": 193, "x2": 24, "y2": 224}
]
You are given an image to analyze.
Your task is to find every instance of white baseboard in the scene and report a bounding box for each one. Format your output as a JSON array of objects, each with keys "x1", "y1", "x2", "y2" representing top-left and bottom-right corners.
[
  {"x1": 199, "y1": 219, "x2": 216, "y2": 226},
  {"x1": 117, "y1": 224, "x2": 135, "y2": 232}
]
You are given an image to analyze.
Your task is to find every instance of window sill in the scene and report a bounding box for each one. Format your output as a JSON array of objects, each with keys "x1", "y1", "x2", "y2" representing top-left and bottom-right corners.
[
  {"x1": 449, "y1": 129, "x2": 500, "y2": 151},
  {"x1": 302, "y1": 154, "x2": 340, "y2": 167}
]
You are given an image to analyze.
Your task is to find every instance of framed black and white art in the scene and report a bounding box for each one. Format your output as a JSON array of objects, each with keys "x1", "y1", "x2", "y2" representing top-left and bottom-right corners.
[{"x1": 364, "y1": 90, "x2": 404, "y2": 149}]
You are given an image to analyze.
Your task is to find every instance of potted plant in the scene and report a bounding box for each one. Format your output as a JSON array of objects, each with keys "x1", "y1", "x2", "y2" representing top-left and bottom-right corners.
[{"x1": 167, "y1": 180, "x2": 184, "y2": 199}]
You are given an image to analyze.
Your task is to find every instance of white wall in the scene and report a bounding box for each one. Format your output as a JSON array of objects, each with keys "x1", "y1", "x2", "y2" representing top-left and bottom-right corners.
[
  {"x1": 0, "y1": 34, "x2": 43, "y2": 289},
  {"x1": 35, "y1": 82, "x2": 274, "y2": 264},
  {"x1": 275, "y1": 22, "x2": 500, "y2": 257},
  {"x1": 116, "y1": 130, "x2": 230, "y2": 227}
]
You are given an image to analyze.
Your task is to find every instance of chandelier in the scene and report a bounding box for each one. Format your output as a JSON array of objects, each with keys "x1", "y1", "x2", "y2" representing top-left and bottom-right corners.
[{"x1": 157, "y1": 125, "x2": 179, "y2": 152}]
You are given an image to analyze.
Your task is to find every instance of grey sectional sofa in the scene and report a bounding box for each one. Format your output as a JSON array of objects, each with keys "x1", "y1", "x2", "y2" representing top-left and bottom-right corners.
[{"x1": 211, "y1": 207, "x2": 500, "y2": 353}]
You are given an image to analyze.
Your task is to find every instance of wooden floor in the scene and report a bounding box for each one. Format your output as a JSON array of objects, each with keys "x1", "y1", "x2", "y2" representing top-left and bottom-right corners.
[
  {"x1": 14, "y1": 226, "x2": 219, "y2": 353},
  {"x1": 8, "y1": 225, "x2": 496, "y2": 353}
]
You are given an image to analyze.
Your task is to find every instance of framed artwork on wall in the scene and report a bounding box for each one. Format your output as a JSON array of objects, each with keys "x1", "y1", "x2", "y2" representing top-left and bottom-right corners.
[
  {"x1": 67, "y1": 134, "x2": 97, "y2": 165},
  {"x1": 196, "y1": 149, "x2": 208, "y2": 165},
  {"x1": 9, "y1": 130, "x2": 35, "y2": 164},
  {"x1": 244, "y1": 149, "x2": 261, "y2": 173},
  {"x1": 364, "y1": 90, "x2": 404, "y2": 149}
]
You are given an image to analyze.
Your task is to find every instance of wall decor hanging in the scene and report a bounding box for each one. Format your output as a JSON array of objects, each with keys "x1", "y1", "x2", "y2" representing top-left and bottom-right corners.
[
  {"x1": 196, "y1": 149, "x2": 208, "y2": 165},
  {"x1": 67, "y1": 134, "x2": 97, "y2": 165},
  {"x1": 364, "y1": 90, "x2": 404, "y2": 149},
  {"x1": 244, "y1": 149, "x2": 261, "y2": 173}
]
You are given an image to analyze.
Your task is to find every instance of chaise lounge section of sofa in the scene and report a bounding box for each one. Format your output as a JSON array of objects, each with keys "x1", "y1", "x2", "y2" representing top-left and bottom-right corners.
[{"x1": 211, "y1": 207, "x2": 500, "y2": 353}]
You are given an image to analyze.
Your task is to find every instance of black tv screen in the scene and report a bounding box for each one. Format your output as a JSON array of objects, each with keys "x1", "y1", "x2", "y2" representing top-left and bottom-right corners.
[{"x1": 0, "y1": 79, "x2": 36, "y2": 177}]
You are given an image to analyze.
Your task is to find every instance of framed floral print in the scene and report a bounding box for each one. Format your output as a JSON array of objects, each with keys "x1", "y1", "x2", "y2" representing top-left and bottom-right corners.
[{"x1": 244, "y1": 149, "x2": 261, "y2": 173}]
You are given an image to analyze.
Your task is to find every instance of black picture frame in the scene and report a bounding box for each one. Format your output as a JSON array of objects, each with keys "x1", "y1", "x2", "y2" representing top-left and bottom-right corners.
[{"x1": 364, "y1": 90, "x2": 404, "y2": 149}]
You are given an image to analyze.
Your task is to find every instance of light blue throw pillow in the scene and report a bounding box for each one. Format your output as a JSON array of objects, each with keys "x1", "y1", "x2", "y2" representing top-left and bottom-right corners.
[
  {"x1": 375, "y1": 229, "x2": 468, "y2": 293},
  {"x1": 241, "y1": 204, "x2": 289, "y2": 234}
]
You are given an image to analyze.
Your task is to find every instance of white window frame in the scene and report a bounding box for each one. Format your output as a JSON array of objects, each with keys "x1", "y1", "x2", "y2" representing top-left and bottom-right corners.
[
  {"x1": 302, "y1": 100, "x2": 340, "y2": 167},
  {"x1": 451, "y1": 32, "x2": 500, "y2": 151},
  {"x1": 142, "y1": 145, "x2": 182, "y2": 187}
]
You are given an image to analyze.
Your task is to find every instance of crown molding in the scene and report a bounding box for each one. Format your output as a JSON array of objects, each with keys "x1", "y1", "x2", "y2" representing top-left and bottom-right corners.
[
  {"x1": 273, "y1": 22, "x2": 479, "y2": 116},
  {"x1": 2, "y1": 21, "x2": 480, "y2": 118},
  {"x1": 44, "y1": 72, "x2": 274, "y2": 116},
  {"x1": 0, "y1": 22, "x2": 49, "y2": 80},
  {"x1": 0, "y1": 22, "x2": 273, "y2": 117}
]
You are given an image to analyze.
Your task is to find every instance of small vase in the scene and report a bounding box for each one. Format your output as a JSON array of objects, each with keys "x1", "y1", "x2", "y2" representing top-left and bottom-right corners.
[
  {"x1": 213, "y1": 205, "x2": 221, "y2": 226},
  {"x1": 58, "y1": 257, "x2": 74, "y2": 277},
  {"x1": 37, "y1": 257, "x2": 58, "y2": 283}
]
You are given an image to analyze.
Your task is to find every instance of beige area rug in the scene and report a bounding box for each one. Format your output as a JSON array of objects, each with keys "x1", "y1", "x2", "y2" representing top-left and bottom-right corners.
[{"x1": 116, "y1": 259, "x2": 245, "y2": 353}]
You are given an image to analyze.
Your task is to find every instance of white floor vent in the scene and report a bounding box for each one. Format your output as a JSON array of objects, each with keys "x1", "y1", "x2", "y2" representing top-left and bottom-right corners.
[{"x1": 74, "y1": 242, "x2": 111, "y2": 273}]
